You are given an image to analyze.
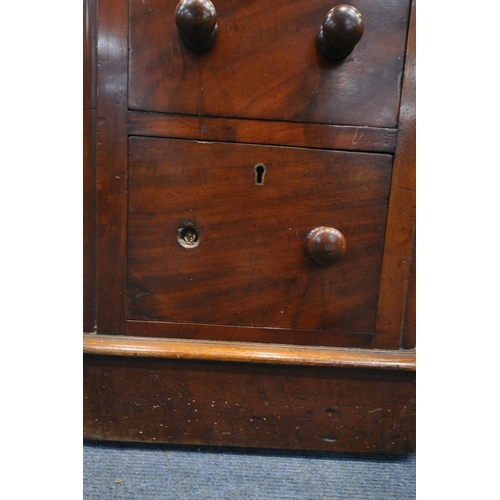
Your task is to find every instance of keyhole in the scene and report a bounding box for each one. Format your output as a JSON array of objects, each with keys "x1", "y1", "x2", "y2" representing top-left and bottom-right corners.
[{"x1": 253, "y1": 163, "x2": 266, "y2": 185}]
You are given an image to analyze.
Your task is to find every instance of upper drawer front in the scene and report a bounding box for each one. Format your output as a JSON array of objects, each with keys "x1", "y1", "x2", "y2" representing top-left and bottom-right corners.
[{"x1": 129, "y1": 0, "x2": 411, "y2": 128}]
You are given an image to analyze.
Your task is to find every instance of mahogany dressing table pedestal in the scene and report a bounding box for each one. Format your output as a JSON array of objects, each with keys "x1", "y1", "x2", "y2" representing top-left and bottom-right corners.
[{"x1": 84, "y1": 0, "x2": 416, "y2": 453}]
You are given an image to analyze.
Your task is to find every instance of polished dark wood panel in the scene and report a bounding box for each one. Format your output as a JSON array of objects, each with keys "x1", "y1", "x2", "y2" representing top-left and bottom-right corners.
[
  {"x1": 401, "y1": 230, "x2": 416, "y2": 349},
  {"x1": 94, "y1": 0, "x2": 129, "y2": 334},
  {"x1": 128, "y1": 112, "x2": 398, "y2": 153},
  {"x1": 128, "y1": 0, "x2": 411, "y2": 127},
  {"x1": 128, "y1": 137, "x2": 392, "y2": 336},
  {"x1": 374, "y1": 0, "x2": 415, "y2": 349},
  {"x1": 84, "y1": 0, "x2": 96, "y2": 332},
  {"x1": 84, "y1": 354, "x2": 416, "y2": 453}
]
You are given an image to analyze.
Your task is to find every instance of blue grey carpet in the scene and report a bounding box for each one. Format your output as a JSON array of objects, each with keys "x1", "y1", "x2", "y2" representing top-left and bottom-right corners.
[{"x1": 84, "y1": 441, "x2": 415, "y2": 499}]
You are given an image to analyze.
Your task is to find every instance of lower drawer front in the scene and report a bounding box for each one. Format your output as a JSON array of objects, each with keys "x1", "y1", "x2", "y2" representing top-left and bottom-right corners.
[{"x1": 127, "y1": 137, "x2": 392, "y2": 342}]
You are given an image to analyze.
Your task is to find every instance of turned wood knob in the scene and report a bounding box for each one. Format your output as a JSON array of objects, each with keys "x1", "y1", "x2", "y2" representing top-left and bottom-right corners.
[
  {"x1": 175, "y1": 0, "x2": 218, "y2": 51},
  {"x1": 305, "y1": 227, "x2": 347, "y2": 266},
  {"x1": 317, "y1": 5, "x2": 364, "y2": 60}
]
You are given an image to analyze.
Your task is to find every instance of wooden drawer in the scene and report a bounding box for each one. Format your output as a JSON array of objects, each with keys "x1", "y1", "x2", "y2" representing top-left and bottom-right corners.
[
  {"x1": 128, "y1": 0, "x2": 411, "y2": 127},
  {"x1": 127, "y1": 137, "x2": 392, "y2": 346}
]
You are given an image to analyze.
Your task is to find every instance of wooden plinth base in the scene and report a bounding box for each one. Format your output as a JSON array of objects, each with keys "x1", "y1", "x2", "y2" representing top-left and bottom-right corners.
[{"x1": 84, "y1": 336, "x2": 415, "y2": 453}]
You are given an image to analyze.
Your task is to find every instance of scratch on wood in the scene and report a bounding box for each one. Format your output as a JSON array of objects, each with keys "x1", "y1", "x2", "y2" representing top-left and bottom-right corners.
[{"x1": 352, "y1": 127, "x2": 366, "y2": 145}]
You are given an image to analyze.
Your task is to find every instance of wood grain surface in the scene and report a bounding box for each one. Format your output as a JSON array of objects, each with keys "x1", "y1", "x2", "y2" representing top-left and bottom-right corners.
[
  {"x1": 84, "y1": 353, "x2": 416, "y2": 452},
  {"x1": 126, "y1": 320, "x2": 374, "y2": 349},
  {"x1": 128, "y1": 112, "x2": 398, "y2": 153},
  {"x1": 94, "y1": 0, "x2": 129, "y2": 334},
  {"x1": 84, "y1": 0, "x2": 96, "y2": 332},
  {"x1": 128, "y1": 137, "x2": 392, "y2": 338},
  {"x1": 374, "y1": 0, "x2": 416, "y2": 348},
  {"x1": 401, "y1": 230, "x2": 416, "y2": 349},
  {"x1": 128, "y1": 0, "x2": 411, "y2": 127},
  {"x1": 84, "y1": 334, "x2": 416, "y2": 370}
]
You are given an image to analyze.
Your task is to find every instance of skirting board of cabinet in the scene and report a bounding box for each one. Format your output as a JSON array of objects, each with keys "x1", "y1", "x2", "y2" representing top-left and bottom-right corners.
[{"x1": 83, "y1": 335, "x2": 415, "y2": 453}]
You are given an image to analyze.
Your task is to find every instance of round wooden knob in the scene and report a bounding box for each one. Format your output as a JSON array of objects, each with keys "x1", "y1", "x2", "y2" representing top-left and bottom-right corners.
[
  {"x1": 317, "y1": 5, "x2": 364, "y2": 60},
  {"x1": 175, "y1": 0, "x2": 218, "y2": 51},
  {"x1": 305, "y1": 227, "x2": 347, "y2": 266}
]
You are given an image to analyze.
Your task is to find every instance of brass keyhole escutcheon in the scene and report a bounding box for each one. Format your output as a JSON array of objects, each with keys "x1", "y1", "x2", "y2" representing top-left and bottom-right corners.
[{"x1": 253, "y1": 163, "x2": 266, "y2": 185}]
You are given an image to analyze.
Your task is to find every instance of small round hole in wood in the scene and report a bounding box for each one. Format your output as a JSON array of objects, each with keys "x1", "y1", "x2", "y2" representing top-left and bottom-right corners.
[{"x1": 177, "y1": 224, "x2": 200, "y2": 248}]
